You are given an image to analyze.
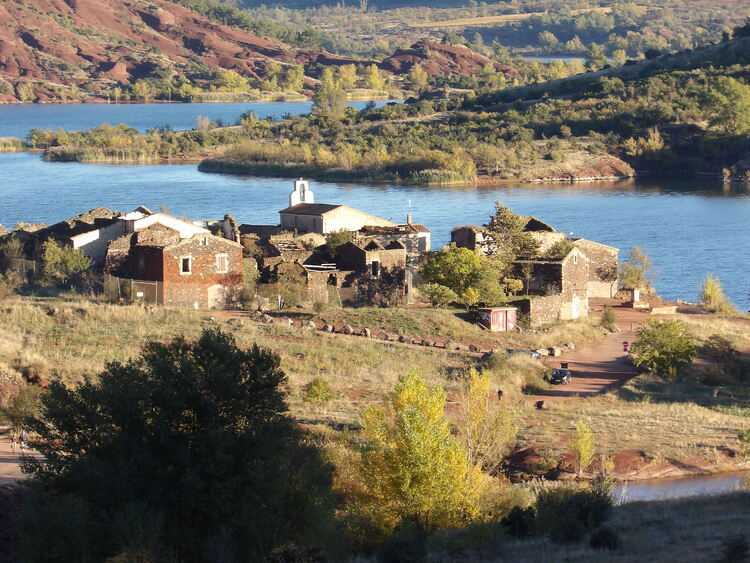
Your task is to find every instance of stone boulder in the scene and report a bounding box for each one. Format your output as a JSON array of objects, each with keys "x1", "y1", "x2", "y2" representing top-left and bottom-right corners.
[
  {"x1": 566, "y1": 342, "x2": 576, "y2": 351},
  {"x1": 549, "y1": 346, "x2": 563, "y2": 357},
  {"x1": 360, "y1": 328, "x2": 371, "y2": 338},
  {"x1": 535, "y1": 348, "x2": 550, "y2": 357},
  {"x1": 303, "y1": 320, "x2": 317, "y2": 329},
  {"x1": 322, "y1": 323, "x2": 334, "y2": 332},
  {"x1": 377, "y1": 332, "x2": 391, "y2": 341},
  {"x1": 340, "y1": 324, "x2": 354, "y2": 335},
  {"x1": 422, "y1": 339, "x2": 435, "y2": 347},
  {"x1": 444, "y1": 339, "x2": 459, "y2": 351},
  {"x1": 260, "y1": 314, "x2": 273, "y2": 324},
  {"x1": 398, "y1": 335, "x2": 408, "y2": 343},
  {"x1": 469, "y1": 344, "x2": 482, "y2": 353}
]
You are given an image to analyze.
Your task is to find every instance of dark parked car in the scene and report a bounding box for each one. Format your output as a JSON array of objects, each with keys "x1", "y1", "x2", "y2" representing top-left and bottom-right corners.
[{"x1": 547, "y1": 364, "x2": 572, "y2": 385}]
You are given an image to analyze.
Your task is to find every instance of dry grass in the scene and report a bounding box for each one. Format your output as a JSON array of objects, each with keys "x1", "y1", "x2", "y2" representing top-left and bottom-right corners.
[
  {"x1": 411, "y1": 7, "x2": 611, "y2": 28},
  {"x1": 519, "y1": 389, "x2": 750, "y2": 463},
  {"x1": 499, "y1": 491, "x2": 750, "y2": 562}
]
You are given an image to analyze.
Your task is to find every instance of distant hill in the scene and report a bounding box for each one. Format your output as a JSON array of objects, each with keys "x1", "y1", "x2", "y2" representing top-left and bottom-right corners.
[{"x1": 0, "y1": 0, "x2": 512, "y2": 103}]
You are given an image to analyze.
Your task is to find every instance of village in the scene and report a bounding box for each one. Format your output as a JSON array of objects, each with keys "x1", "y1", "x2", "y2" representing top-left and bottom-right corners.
[{"x1": 0, "y1": 179, "x2": 628, "y2": 333}]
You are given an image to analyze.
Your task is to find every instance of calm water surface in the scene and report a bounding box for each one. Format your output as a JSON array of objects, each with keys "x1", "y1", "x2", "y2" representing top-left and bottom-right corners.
[
  {"x1": 0, "y1": 100, "x2": 397, "y2": 139},
  {"x1": 615, "y1": 471, "x2": 750, "y2": 503},
  {"x1": 0, "y1": 103, "x2": 748, "y2": 309}
]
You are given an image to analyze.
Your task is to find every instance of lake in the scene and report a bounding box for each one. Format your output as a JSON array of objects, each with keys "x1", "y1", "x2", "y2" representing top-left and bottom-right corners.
[
  {"x1": 0, "y1": 103, "x2": 748, "y2": 309},
  {"x1": 0, "y1": 100, "x2": 398, "y2": 140}
]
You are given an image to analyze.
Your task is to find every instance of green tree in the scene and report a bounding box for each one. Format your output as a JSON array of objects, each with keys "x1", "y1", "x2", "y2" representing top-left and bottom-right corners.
[
  {"x1": 363, "y1": 64, "x2": 385, "y2": 90},
  {"x1": 0, "y1": 235, "x2": 24, "y2": 271},
  {"x1": 422, "y1": 243, "x2": 482, "y2": 298},
  {"x1": 699, "y1": 274, "x2": 738, "y2": 314},
  {"x1": 570, "y1": 420, "x2": 595, "y2": 476},
  {"x1": 619, "y1": 245, "x2": 654, "y2": 291},
  {"x1": 585, "y1": 43, "x2": 608, "y2": 71},
  {"x1": 19, "y1": 329, "x2": 338, "y2": 561},
  {"x1": 484, "y1": 202, "x2": 539, "y2": 259},
  {"x1": 132, "y1": 80, "x2": 155, "y2": 102},
  {"x1": 355, "y1": 371, "x2": 484, "y2": 536},
  {"x1": 41, "y1": 239, "x2": 91, "y2": 284},
  {"x1": 313, "y1": 68, "x2": 348, "y2": 121},
  {"x1": 706, "y1": 77, "x2": 750, "y2": 135},
  {"x1": 420, "y1": 283, "x2": 458, "y2": 307},
  {"x1": 325, "y1": 229, "x2": 355, "y2": 260},
  {"x1": 631, "y1": 319, "x2": 696, "y2": 378},
  {"x1": 0, "y1": 385, "x2": 41, "y2": 438}
]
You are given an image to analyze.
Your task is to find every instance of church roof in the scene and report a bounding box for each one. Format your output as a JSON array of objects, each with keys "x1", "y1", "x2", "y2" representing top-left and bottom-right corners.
[{"x1": 279, "y1": 203, "x2": 342, "y2": 216}]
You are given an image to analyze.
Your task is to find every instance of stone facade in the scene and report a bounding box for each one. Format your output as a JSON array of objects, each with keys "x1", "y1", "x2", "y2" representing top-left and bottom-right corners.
[
  {"x1": 106, "y1": 226, "x2": 243, "y2": 309},
  {"x1": 279, "y1": 203, "x2": 396, "y2": 234},
  {"x1": 513, "y1": 247, "x2": 589, "y2": 327},
  {"x1": 572, "y1": 238, "x2": 619, "y2": 298}
]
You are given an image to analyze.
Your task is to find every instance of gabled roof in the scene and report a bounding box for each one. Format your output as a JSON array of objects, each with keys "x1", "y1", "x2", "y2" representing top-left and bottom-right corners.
[
  {"x1": 134, "y1": 224, "x2": 182, "y2": 248},
  {"x1": 522, "y1": 216, "x2": 557, "y2": 232},
  {"x1": 279, "y1": 203, "x2": 342, "y2": 216},
  {"x1": 359, "y1": 223, "x2": 431, "y2": 235},
  {"x1": 572, "y1": 238, "x2": 619, "y2": 252}
]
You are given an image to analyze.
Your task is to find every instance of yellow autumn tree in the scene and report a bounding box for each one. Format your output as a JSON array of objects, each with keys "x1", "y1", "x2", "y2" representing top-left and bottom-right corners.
[
  {"x1": 356, "y1": 371, "x2": 484, "y2": 536},
  {"x1": 457, "y1": 368, "x2": 516, "y2": 470}
]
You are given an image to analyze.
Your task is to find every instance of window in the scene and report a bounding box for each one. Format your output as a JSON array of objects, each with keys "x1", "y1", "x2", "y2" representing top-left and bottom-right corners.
[
  {"x1": 573, "y1": 251, "x2": 578, "y2": 264},
  {"x1": 180, "y1": 257, "x2": 192, "y2": 275},
  {"x1": 199, "y1": 237, "x2": 208, "y2": 246},
  {"x1": 138, "y1": 254, "x2": 145, "y2": 272},
  {"x1": 216, "y1": 254, "x2": 228, "y2": 273}
]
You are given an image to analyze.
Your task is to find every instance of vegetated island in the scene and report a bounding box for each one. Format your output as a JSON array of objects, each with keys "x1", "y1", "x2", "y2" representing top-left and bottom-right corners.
[{"x1": 4, "y1": 33, "x2": 750, "y2": 184}]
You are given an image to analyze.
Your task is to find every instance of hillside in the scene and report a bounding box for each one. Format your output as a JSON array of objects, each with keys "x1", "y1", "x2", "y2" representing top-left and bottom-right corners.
[{"x1": 0, "y1": 0, "x2": 517, "y2": 103}]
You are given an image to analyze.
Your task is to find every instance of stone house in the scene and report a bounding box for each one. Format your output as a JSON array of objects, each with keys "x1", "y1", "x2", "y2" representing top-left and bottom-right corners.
[
  {"x1": 513, "y1": 246, "x2": 590, "y2": 326},
  {"x1": 356, "y1": 218, "x2": 431, "y2": 267},
  {"x1": 571, "y1": 238, "x2": 619, "y2": 298},
  {"x1": 105, "y1": 224, "x2": 243, "y2": 309},
  {"x1": 451, "y1": 216, "x2": 565, "y2": 255}
]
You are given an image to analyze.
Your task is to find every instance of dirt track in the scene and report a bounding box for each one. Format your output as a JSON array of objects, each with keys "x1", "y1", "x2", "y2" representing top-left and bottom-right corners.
[{"x1": 534, "y1": 303, "x2": 650, "y2": 400}]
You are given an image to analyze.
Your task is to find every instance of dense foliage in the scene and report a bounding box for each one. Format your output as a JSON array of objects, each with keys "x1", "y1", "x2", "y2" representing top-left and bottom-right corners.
[
  {"x1": 631, "y1": 319, "x2": 697, "y2": 378},
  {"x1": 19, "y1": 329, "x2": 339, "y2": 561}
]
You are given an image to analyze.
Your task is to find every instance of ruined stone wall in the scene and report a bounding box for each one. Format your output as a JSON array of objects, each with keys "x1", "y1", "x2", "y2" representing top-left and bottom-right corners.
[
  {"x1": 573, "y1": 239, "x2": 619, "y2": 298},
  {"x1": 356, "y1": 232, "x2": 421, "y2": 266}
]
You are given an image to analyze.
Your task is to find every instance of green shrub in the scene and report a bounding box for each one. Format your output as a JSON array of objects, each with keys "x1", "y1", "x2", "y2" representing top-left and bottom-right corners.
[
  {"x1": 599, "y1": 306, "x2": 617, "y2": 332},
  {"x1": 534, "y1": 479, "x2": 613, "y2": 543},
  {"x1": 702, "y1": 335, "x2": 739, "y2": 363},
  {"x1": 738, "y1": 430, "x2": 750, "y2": 457},
  {"x1": 589, "y1": 526, "x2": 621, "y2": 551},
  {"x1": 699, "y1": 274, "x2": 738, "y2": 314},
  {"x1": 303, "y1": 377, "x2": 336, "y2": 403},
  {"x1": 631, "y1": 319, "x2": 696, "y2": 378},
  {"x1": 420, "y1": 283, "x2": 458, "y2": 307}
]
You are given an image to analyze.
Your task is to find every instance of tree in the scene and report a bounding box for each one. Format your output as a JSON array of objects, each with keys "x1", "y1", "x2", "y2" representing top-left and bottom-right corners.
[
  {"x1": 281, "y1": 64, "x2": 305, "y2": 92},
  {"x1": 570, "y1": 420, "x2": 595, "y2": 476},
  {"x1": 325, "y1": 229, "x2": 354, "y2": 260},
  {"x1": 630, "y1": 319, "x2": 696, "y2": 378},
  {"x1": 42, "y1": 239, "x2": 91, "y2": 284},
  {"x1": 585, "y1": 43, "x2": 608, "y2": 71},
  {"x1": 216, "y1": 69, "x2": 249, "y2": 92},
  {"x1": 611, "y1": 49, "x2": 628, "y2": 66},
  {"x1": 0, "y1": 235, "x2": 24, "y2": 271},
  {"x1": 484, "y1": 202, "x2": 539, "y2": 259},
  {"x1": 355, "y1": 371, "x2": 483, "y2": 536},
  {"x1": 706, "y1": 77, "x2": 750, "y2": 135},
  {"x1": 337, "y1": 64, "x2": 358, "y2": 91},
  {"x1": 699, "y1": 274, "x2": 738, "y2": 314},
  {"x1": 409, "y1": 65, "x2": 429, "y2": 91},
  {"x1": 363, "y1": 64, "x2": 385, "y2": 91},
  {"x1": 422, "y1": 243, "x2": 482, "y2": 298},
  {"x1": 0, "y1": 385, "x2": 41, "y2": 438},
  {"x1": 456, "y1": 368, "x2": 516, "y2": 470},
  {"x1": 132, "y1": 80, "x2": 154, "y2": 102},
  {"x1": 420, "y1": 283, "x2": 458, "y2": 307},
  {"x1": 313, "y1": 68, "x2": 348, "y2": 121},
  {"x1": 19, "y1": 329, "x2": 338, "y2": 561},
  {"x1": 619, "y1": 246, "x2": 654, "y2": 291}
]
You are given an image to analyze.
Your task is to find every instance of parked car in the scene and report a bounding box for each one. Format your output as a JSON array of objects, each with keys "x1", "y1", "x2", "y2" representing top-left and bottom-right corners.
[
  {"x1": 506, "y1": 348, "x2": 541, "y2": 360},
  {"x1": 547, "y1": 363, "x2": 572, "y2": 385}
]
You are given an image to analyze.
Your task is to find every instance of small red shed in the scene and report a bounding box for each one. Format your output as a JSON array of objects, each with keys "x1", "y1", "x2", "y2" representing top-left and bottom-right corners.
[{"x1": 477, "y1": 307, "x2": 517, "y2": 332}]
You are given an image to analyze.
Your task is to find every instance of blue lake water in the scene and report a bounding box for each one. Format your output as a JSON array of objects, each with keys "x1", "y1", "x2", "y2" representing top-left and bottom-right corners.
[
  {"x1": 0, "y1": 100, "x2": 397, "y2": 139},
  {"x1": 0, "y1": 103, "x2": 748, "y2": 309}
]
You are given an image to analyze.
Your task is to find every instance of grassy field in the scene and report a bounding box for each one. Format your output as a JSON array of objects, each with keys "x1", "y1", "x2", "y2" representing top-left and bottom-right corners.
[
  {"x1": 499, "y1": 491, "x2": 750, "y2": 561},
  {"x1": 411, "y1": 7, "x2": 612, "y2": 29}
]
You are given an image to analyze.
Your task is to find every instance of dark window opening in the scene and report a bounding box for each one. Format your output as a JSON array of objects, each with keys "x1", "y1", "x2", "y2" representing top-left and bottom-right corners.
[{"x1": 371, "y1": 261, "x2": 380, "y2": 277}]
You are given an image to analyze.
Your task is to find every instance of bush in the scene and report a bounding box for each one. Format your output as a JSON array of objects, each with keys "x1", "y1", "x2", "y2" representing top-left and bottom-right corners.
[
  {"x1": 535, "y1": 480, "x2": 613, "y2": 543},
  {"x1": 589, "y1": 526, "x2": 621, "y2": 551},
  {"x1": 738, "y1": 430, "x2": 750, "y2": 457},
  {"x1": 303, "y1": 377, "x2": 336, "y2": 403},
  {"x1": 420, "y1": 283, "x2": 458, "y2": 307},
  {"x1": 631, "y1": 319, "x2": 696, "y2": 378},
  {"x1": 599, "y1": 306, "x2": 617, "y2": 331},
  {"x1": 702, "y1": 335, "x2": 739, "y2": 363},
  {"x1": 720, "y1": 535, "x2": 749, "y2": 563},
  {"x1": 699, "y1": 274, "x2": 738, "y2": 314}
]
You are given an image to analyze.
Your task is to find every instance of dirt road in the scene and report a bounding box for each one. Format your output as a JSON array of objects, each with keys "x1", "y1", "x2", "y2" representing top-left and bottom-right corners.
[{"x1": 534, "y1": 303, "x2": 650, "y2": 400}]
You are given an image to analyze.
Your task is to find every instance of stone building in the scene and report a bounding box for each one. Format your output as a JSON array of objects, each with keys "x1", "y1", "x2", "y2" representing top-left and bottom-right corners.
[
  {"x1": 513, "y1": 246, "x2": 590, "y2": 326},
  {"x1": 571, "y1": 238, "x2": 619, "y2": 298},
  {"x1": 356, "y1": 218, "x2": 431, "y2": 267},
  {"x1": 105, "y1": 223, "x2": 243, "y2": 309}
]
